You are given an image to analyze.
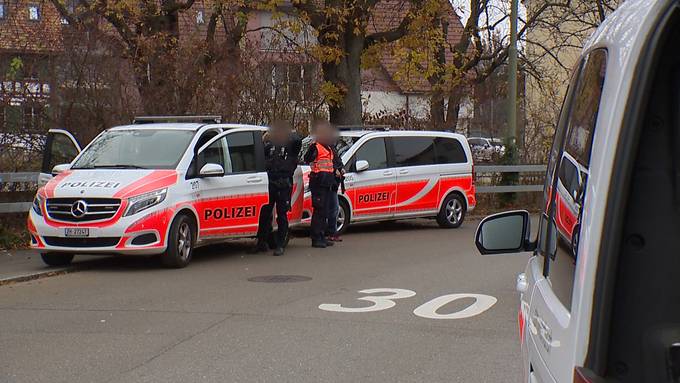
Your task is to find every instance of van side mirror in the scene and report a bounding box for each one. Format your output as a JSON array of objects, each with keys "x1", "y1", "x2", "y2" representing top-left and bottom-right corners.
[
  {"x1": 355, "y1": 160, "x2": 369, "y2": 172},
  {"x1": 51, "y1": 163, "x2": 71, "y2": 176},
  {"x1": 475, "y1": 210, "x2": 534, "y2": 255},
  {"x1": 199, "y1": 163, "x2": 224, "y2": 177}
]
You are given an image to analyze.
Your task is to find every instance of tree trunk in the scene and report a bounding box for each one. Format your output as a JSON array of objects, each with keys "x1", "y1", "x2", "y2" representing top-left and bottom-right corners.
[
  {"x1": 325, "y1": 32, "x2": 364, "y2": 126},
  {"x1": 430, "y1": 91, "x2": 445, "y2": 130},
  {"x1": 444, "y1": 86, "x2": 463, "y2": 131}
]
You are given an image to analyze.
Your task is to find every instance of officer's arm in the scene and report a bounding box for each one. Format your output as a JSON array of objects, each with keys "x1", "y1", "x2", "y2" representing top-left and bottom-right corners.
[
  {"x1": 303, "y1": 144, "x2": 317, "y2": 164},
  {"x1": 290, "y1": 135, "x2": 303, "y2": 158},
  {"x1": 332, "y1": 148, "x2": 343, "y2": 170},
  {"x1": 263, "y1": 141, "x2": 273, "y2": 154}
]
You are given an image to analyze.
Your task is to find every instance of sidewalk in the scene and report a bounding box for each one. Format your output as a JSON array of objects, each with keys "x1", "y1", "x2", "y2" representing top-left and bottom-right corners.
[{"x1": 0, "y1": 249, "x2": 103, "y2": 285}]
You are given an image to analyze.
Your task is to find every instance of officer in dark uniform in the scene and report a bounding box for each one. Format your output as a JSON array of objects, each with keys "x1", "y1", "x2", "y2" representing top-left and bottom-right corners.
[{"x1": 251, "y1": 121, "x2": 302, "y2": 256}]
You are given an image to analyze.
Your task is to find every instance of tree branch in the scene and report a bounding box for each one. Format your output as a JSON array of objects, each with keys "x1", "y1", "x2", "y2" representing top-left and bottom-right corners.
[
  {"x1": 364, "y1": 2, "x2": 421, "y2": 48},
  {"x1": 161, "y1": 0, "x2": 196, "y2": 13}
]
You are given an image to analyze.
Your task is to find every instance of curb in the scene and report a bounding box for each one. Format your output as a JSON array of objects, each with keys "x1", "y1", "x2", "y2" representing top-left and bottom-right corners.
[{"x1": 0, "y1": 267, "x2": 79, "y2": 286}]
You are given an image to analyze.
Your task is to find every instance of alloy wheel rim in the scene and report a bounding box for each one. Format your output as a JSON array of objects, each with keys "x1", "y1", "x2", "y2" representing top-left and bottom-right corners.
[
  {"x1": 337, "y1": 207, "x2": 345, "y2": 232},
  {"x1": 177, "y1": 222, "x2": 191, "y2": 260},
  {"x1": 446, "y1": 199, "x2": 463, "y2": 224}
]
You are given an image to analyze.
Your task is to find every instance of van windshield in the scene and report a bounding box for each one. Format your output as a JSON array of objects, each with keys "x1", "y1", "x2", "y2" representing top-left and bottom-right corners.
[{"x1": 72, "y1": 129, "x2": 194, "y2": 170}]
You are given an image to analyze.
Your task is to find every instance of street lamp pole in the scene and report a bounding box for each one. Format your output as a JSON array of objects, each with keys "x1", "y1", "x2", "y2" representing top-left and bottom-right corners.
[{"x1": 507, "y1": 0, "x2": 519, "y2": 150}]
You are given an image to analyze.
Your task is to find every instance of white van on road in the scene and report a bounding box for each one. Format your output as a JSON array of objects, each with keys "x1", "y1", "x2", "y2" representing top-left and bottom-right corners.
[
  {"x1": 29, "y1": 119, "x2": 304, "y2": 268},
  {"x1": 475, "y1": 1, "x2": 680, "y2": 382},
  {"x1": 301, "y1": 129, "x2": 476, "y2": 233}
]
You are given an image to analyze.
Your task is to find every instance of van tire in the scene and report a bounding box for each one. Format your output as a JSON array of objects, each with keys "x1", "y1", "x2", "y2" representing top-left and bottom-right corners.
[
  {"x1": 162, "y1": 214, "x2": 195, "y2": 268},
  {"x1": 437, "y1": 193, "x2": 466, "y2": 228},
  {"x1": 40, "y1": 253, "x2": 74, "y2": 267},
  {"x1": 336, "y1": 199, "x2": 350, "y2": 235}
]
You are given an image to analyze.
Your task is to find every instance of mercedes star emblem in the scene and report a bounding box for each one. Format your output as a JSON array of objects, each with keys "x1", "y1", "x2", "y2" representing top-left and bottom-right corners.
[{"x1": 71, "y1": 200, "x2": 88, "y2": 218}]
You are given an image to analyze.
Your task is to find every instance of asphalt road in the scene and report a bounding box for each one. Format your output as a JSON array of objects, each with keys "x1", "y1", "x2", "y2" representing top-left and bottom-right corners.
[{"x1": 0, "y1": 218, "x2": 528, "y2": 383}]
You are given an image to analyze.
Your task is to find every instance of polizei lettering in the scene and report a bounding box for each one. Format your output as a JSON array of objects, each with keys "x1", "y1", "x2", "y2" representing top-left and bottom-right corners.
[
  {"x1": 60, "y1": 181, "x2": 121, "y2": 188},
  {"x1": 358, "y1": 192, "x2": 390, "y2": 203},
  {"x1": 204, "y1": 206, "x2": 257, "y2": 221}
]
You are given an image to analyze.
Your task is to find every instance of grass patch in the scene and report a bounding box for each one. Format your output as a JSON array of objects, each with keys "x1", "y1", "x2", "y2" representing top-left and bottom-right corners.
[{"x1": 0, "y1": 214, "x2": 29, "y2": 250}]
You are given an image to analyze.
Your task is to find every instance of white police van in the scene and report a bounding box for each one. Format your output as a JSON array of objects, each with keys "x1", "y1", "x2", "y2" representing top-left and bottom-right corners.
[
  {"x1": 475, "y1": 1, "x2": 680, "y2": 382},
  {"x1": 301, "y1": 129, "x2": 476, "y2": 233},
  {"x1": 29, "y1": 117, "x2": 304, "y2": 268}
]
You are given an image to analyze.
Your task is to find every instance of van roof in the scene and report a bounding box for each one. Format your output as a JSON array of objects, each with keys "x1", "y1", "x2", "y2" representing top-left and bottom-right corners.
[
  {"x1": 343, "y1": 129, "x2": 467, "y2": 140},
  {"x1": 108, "y1": 123, "x2": 268, "y2": 131}
]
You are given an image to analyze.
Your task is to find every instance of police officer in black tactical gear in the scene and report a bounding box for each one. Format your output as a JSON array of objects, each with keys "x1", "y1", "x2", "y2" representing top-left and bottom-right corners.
[{"x1": 250, "y1": 121, "x2": 302, "y2": 256}]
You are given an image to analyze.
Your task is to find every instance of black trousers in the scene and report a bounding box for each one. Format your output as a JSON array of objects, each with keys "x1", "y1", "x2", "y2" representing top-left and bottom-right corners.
[
  {"x1": 257, "y1": 178, "x2": 292, "y2": 248},
  {"x1": 310, "y1": 184, "x2": 334, "y2": 243}
]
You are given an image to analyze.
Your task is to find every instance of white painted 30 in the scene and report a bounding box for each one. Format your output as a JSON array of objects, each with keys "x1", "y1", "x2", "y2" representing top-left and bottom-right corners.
[
  {"x1": 318, "y1": 288, "x2": 416, "y2": 313},
  {"x1": 319, "y1": 288, "x2": 497, "y2": 320},
  {"x1": 413, "y1": 293, "x2": 497, "y2": 319}
]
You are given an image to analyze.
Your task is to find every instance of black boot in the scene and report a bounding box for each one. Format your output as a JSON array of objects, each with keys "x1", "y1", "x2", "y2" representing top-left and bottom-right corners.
[
  {"x1": 248, "y1": 240, "x2": 268, "y2": 254},
  {"x1": 273, "y1": 247, "x2": 284, "y2": 256}
]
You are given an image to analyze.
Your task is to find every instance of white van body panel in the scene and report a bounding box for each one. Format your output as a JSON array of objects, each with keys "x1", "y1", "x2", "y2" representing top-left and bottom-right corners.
[{"x1": 521, "y1": 1, "x2": 671, "y2": 382}]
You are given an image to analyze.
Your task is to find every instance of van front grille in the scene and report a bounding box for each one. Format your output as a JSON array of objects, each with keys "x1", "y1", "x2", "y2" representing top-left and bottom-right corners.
[{"x1": 46, "y1": 198, "x2": 121, "y2": 222}]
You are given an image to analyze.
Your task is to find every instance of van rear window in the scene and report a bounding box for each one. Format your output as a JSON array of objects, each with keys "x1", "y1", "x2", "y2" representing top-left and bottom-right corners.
[
  {"x1": 434, "y1": 138, "x2": 467, "y2": 164},
  {"x1": 392, "y1": 137, "x2": 435, "y2": 166}
]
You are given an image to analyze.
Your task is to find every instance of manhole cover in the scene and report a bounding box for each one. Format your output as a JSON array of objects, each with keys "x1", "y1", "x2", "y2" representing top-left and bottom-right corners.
[{"x1": 248, "y1": 275, "x2": 312, "y2": 283}]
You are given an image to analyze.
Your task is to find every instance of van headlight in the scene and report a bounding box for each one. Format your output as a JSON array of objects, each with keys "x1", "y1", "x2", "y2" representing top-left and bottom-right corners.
[
  {"x1": 124, "y1": 189, "x2": 167, "y2": 217},
  {"x1": 32, "y1": 194, "x2": 43, "y2": 216}
]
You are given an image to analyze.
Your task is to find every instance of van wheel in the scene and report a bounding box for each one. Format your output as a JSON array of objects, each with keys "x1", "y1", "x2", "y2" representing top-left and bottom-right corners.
[
  {"x1": 437, "y1": 194, "x2": 466, "y2": 228},
  {"x1": 162, "y1": 215, "x2": 194, "y2": 268},
  {"x1": 336, "y1": 199, "x2": 350, "y2": 235},
  {"x1": 40, "y1": 253, "x2": 74, "y2": 267}
]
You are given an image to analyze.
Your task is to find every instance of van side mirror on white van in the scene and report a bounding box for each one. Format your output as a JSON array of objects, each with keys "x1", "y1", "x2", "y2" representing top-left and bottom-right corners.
[
  {"x1": 199, "y1": 163, "x2": 225, "y2": 177},
  {"x1": 475, "y1": 210, "x2": 535, "y2": 255},
  {"x1": 355, "y1": 160, "x2": 369, "y2": 172},
  {"x1": 51, "y1": 163, "x2": 71, "y2": 176}
]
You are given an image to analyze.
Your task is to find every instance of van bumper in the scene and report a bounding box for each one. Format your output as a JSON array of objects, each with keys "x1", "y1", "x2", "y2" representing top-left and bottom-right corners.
[{"x1": 27, "y1": 208, "x2": 171, "y2": 255}]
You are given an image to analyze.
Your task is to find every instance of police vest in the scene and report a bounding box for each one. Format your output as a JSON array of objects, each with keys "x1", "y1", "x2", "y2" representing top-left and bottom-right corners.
[{"x1": 311, "y1": 143, "x2": 334, "y2": 173}]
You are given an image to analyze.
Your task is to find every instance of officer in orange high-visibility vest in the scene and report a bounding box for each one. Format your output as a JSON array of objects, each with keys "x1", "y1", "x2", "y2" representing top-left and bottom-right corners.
[{"x1": 304, "y1": 120, "x2": 339, "y2": 248}]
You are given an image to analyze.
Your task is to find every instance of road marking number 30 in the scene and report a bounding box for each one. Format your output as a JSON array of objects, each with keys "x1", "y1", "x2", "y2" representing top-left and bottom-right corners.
[{"x1": 319, "y1": 288, "x2": 497, "y2": 320}]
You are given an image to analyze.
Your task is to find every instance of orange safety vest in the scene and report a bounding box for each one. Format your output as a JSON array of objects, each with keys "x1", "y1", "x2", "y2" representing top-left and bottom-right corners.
[{"x1": 310, "y1": 143, "x2": 335, "y2": 173}]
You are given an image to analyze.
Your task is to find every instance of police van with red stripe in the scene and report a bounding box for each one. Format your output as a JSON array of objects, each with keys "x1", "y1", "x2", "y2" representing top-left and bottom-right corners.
[
  {"x1": 28, "y1": 117, "x2": 303, "y2": 268},
  {"x1": 301, "y1": 129, "x2": 476, "y2": 233}
]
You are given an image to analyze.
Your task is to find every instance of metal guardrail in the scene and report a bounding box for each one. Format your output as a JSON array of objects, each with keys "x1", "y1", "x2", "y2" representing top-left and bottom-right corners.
[
  {"x1": 475, "y1": 164, "x2": 547, "y2": 194},
  {"x1": 0, "y1": 172, "x2": 39, "y2": 213},
  {"x1": 0, "y1": 165, "x2": 548, "y2": 213},
  {"x1": 0, "y1": 172, "x2": 39, "y2": 183}
]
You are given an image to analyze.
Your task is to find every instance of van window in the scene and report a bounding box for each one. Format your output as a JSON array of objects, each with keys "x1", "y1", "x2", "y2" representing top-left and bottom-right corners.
[
  {"x1": 434, "y1": 137, "x2": 467, "y2": 164},
  {"x1": 47, "y1": 133, "x2": 79, "y2": 171},
  {"x1": 353, "y1": 138, "x2": 387, "y2": 170},
  {"x1": 226, "y1": 132, "x2": 257, "y2": 173},
  {"x1": 393, "y1": 137, "x2": 435, "y2": 167},
  {"x1": 558, "y1": 156, "x2": 580, "y2": 200},
  {"x1": 196, "y1": 137, "x2": 228, "y2": 174},
  {"x1": 544, "y1": 49, "x2": 607, "y2": 310}
]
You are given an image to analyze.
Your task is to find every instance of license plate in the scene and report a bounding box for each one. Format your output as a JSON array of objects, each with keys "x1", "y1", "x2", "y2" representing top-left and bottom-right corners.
[{"x1": 65, "y1": 228, "x2": 89, "y2": 237}]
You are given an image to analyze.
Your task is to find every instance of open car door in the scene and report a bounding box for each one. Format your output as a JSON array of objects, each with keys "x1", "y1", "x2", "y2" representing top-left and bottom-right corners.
[{"x1": 39, "y1": 129, "x2": 81, "y2": 187}]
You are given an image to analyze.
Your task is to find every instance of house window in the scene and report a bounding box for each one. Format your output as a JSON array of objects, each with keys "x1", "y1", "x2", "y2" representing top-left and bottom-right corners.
[
  {"x1": 0, "y1": 1, "x2": 6, "y2": 20},
  {"x1": 28, "y1": 4, "x2": 40, "y2": 21},
  {"x1": 22, "y1": 103, "x2": 45, "y2": 131},
  {"x1": 61, "y1": 0, "x2": 75, "y2": 24},
  {"x1": 196, "y1": 10, "x2": 204, "y2": 24},
  {"x1": 271, "y1": 63, "x2": 316, "y2": 102}
]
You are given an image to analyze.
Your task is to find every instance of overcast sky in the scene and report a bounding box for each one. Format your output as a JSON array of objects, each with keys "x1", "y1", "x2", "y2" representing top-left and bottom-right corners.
[{"x1": 452, "y1": 0, "x2": 528, "y2": 42}]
